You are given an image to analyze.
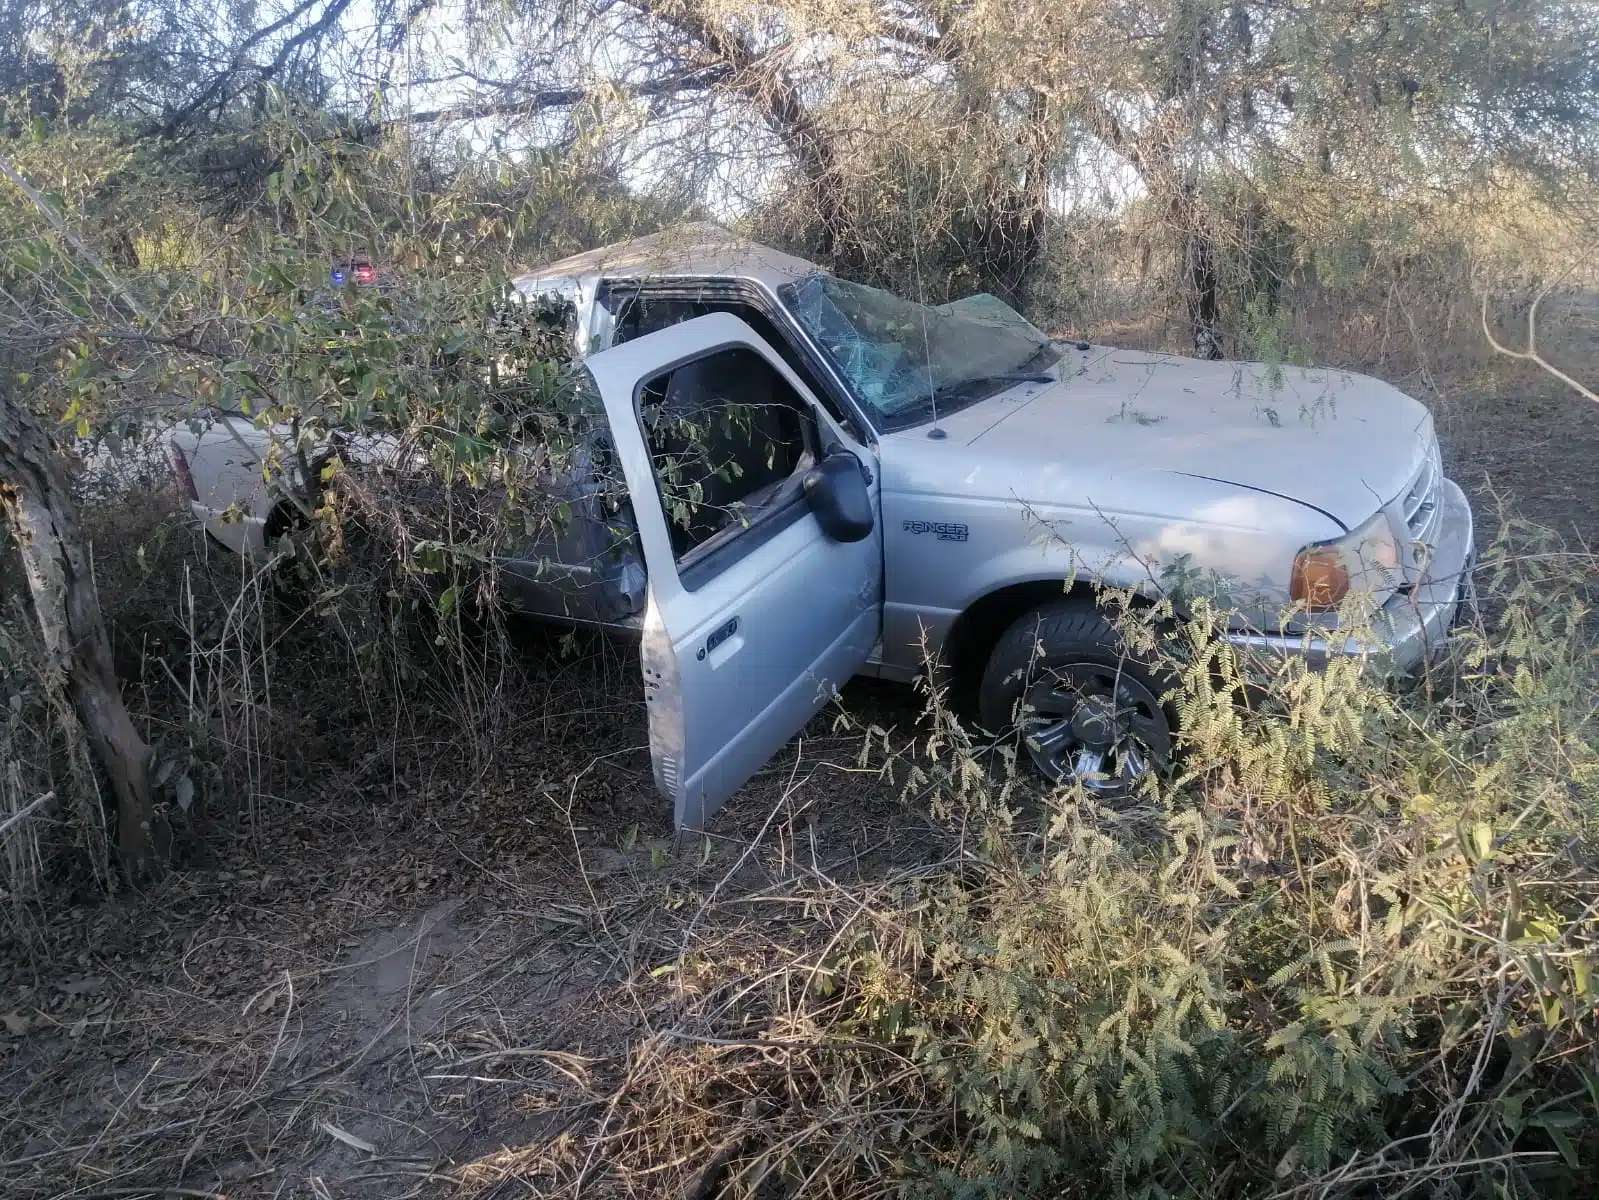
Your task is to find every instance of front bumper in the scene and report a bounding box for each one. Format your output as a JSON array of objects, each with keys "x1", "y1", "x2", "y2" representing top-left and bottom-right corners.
[{"x1": 1225, "y1": 478, "x2": 1475, "y2": 677}]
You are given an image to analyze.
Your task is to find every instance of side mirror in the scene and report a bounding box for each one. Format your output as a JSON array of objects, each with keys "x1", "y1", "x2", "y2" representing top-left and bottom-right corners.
[{"x1": 802, "y1": 451, "x2": 875, "y2": 543}]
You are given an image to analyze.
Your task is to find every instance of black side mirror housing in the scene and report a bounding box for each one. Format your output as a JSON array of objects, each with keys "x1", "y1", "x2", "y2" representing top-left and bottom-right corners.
[{"x1": 803, "y1": 451, "x2": 875, "y2": 543}]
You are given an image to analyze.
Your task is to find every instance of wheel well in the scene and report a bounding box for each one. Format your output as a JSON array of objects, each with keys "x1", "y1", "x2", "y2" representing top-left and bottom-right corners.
[
  {"x1": 263, "y1": 499, "x2": 304, "y2": 543},
  {"x1": 263, "y1": 454, "x2": 333, "y2": 543},
  {"x1": 941, "y1": 579, "x2": 1099, "y2": 701}
]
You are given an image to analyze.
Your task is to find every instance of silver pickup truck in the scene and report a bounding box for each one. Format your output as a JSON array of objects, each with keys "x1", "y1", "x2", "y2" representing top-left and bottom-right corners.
[{"x1": 169, "y1": 224, "x2": 1476, "y2": 828}]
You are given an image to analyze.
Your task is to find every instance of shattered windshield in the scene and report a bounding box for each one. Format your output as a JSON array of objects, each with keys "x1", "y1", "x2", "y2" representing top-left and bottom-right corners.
[{"x1": 781, "y1": 274, "x2": 1060, "y2": 429}]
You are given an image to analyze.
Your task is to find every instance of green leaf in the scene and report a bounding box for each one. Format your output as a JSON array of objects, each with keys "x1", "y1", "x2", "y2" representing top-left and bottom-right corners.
[
  {"x1": 1578, "y1": 1065, "x2": 1599, "y2": 1117},
  {"x1": 175, "y1": 775, "x2": 195, "y2": 812},
  {"x1": 1539, "y1": 991, "x2": 1563, "y2": 1027},
  {"x1": 1498, "y1": 1091, "x2": 1527, "y2": 1134},
  {"x1": 1530, "y1": 1112, "x2": 1581, "y2": 1167},
  {"x1": 1471, "y1": 823, "x2": 1493, "y2": 860}
]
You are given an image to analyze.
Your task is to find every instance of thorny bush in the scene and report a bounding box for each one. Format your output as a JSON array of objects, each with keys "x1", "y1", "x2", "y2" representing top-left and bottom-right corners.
[{"x1": 545, "y1": 515, "x2": 1598, "y2": 1200}]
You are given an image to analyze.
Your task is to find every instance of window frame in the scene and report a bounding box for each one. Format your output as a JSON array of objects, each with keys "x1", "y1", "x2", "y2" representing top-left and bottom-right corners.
[
  {"x1": 597, "y1": 278, "x2": 874, "y2": 443},
  {"x1": 631, "y1": 339, "x2": 822, "y2": 593}
]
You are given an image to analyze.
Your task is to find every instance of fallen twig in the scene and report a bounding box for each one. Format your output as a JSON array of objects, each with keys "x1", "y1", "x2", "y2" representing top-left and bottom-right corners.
[{"x1": 0, "y1": 790, "x2": 54, "y2": 838}]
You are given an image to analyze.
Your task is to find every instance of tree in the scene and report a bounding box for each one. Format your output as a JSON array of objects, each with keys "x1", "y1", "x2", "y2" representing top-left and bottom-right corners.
[
  {"x1": 0, "y1": 143, "x2": 167, "y2": 872},
  {"x1": 17, "y1": 0, "x2": 1590, "y2": 342},
  {"x1": 0, "y1": 376, "x2": 154, "y2": 873},
  {"x1": 351, "y1": 0, "x2": 1594, "y2": 345}
]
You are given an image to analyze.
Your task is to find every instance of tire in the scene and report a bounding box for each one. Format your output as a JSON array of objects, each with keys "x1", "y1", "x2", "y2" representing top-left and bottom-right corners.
[
  {"x1": 978, "y1": 602, "x2": 1176, "y2": 794},
  {"x1": 262, "y1": 501, "x2": 370, "y2": 617},
  {"x1": 258, "y1": 504, "x2": 326, "y2": 612}
]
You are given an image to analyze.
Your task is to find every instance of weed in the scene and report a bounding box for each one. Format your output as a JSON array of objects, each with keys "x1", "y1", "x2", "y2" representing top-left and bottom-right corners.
[{"x1": 501, "y1": 520, "x2": 1599, "y2": 1200}]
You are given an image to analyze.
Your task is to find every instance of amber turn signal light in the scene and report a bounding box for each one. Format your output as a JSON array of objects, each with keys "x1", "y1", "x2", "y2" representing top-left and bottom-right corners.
[{"x1": 1291, "y1": 548, "x2": 1350, "y2": 612}]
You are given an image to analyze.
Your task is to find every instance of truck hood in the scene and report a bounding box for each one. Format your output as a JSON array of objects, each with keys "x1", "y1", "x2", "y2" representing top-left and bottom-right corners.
[{"x1": 917, "y1": 345, "x2": 1435, "y2": 529}]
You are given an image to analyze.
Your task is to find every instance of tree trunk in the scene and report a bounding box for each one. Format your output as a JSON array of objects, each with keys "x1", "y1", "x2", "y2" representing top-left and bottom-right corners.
[
  {"x1": 1183, "y1": 224, "x2": 1224, "y2": 359},
  {"x1": 1080, "y1": 105, "x2": 1225, "y2": 358},
  {"x1": 971, "y1": 92, "x2": 1053, "y2": 309},
  {"x1": 1174, "y1": 181, "x2": 1224, "y2": 359},
  {"x1": 0, "y1": 382, "x2": 153, "y2": 876}
]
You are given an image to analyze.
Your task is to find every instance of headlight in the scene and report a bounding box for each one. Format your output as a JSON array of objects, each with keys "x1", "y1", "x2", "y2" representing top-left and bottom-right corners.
[{"x1": 1290, "y1": 511, "x2": 1403, "y2": 613}]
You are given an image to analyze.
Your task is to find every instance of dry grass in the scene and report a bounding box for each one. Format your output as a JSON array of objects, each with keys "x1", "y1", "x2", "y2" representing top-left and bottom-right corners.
[
  {"x1": 0, "y1": 642, "x2": 933, "y2": 1197},
  {"x1": 4, "y1": 540, "x2": 1592, "y2": 1198}
]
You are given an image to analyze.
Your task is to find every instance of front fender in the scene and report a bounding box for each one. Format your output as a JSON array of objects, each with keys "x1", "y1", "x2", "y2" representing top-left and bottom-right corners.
[{"x1": 880, "y1": 479, "x2": 1336, "y2": 674}]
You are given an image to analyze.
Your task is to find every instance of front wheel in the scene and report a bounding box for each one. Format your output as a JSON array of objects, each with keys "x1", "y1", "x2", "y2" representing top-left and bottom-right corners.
[{"x1": 978, "y1": 603, "x2": 1175, "y2": 795}]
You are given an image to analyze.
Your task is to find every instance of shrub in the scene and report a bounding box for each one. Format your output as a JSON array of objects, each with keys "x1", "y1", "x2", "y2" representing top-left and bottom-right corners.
[{"x1": 552, "y1": 515, "x2": 1598, "y2": 1199}]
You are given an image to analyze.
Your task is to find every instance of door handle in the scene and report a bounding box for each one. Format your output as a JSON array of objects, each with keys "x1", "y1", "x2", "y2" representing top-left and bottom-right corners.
[{"x1": 698, "y1": 616, "x2": 739, "y2": 661}]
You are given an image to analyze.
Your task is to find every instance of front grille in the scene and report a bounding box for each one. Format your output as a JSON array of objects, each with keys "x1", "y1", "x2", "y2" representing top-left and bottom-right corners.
[
  {"x1": 1394, "y1": 439, "x2": 1444, "y2": 581},
  {"x1": 1402, "y1": 442, "x2": 1442, "y2": 537}
]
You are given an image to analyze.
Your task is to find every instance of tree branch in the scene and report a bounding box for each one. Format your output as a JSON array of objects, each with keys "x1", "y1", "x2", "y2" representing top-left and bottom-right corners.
[
  {"x1": 1480, "y1": 287, "x2": 1598, "y2": 405},
  {"x1": 385, "y1": 66, "x2": 730, "y2": 128},
  {"x1": 0, "y1": 791, "x2": 53, "y2": 839},
  {"x1": 158, "y1": 0, "x2": 354, "y2": 135},
  {"x1": 0, "y1": 156, "x2": 154, "y2": 325},
  {"x1": 632, "y1": 0, "x2": 836, "y2": 186}
]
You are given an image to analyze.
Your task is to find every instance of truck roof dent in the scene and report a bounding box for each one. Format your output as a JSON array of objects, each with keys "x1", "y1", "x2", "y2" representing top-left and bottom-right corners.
[{"x1": 513, "y1": 222, "x2": 821, "y2": 295}]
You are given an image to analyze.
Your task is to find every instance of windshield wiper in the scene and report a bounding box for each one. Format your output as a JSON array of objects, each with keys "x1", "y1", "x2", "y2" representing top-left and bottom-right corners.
[
  {"x1": 932, "y1": 372, "x2": 1053, "y2": 403},
  {"x1": 885, "y1": 368, "x2": 1057, "y2": 430},
  {"x1": 1017, "y1": 340, "x2": 1068, "y2": 372},
  {"x1": 983, "y1": 372, "x2": 1054, "y2": 384}
]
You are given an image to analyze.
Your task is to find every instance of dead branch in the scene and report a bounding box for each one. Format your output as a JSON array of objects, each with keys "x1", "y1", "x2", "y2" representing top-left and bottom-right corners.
[
  {"x1": 0, "y1": 790, "x2": 54, "y2": 838},
  {"x1": 1480, "y1": 286, "x2": 1598, "y2": 404}
]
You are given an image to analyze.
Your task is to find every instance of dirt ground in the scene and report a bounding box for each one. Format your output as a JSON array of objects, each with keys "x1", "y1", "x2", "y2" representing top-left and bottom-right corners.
[
  {"x1": 1, "y1": 369, "x2": 1595, "y2": 1200},
  {"x1": 1439, "y1": 383, "x2": 1599, "y2": 547},
  {"x1": 0, "y1": 624, "x2": 941, "y2": 1198}
]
